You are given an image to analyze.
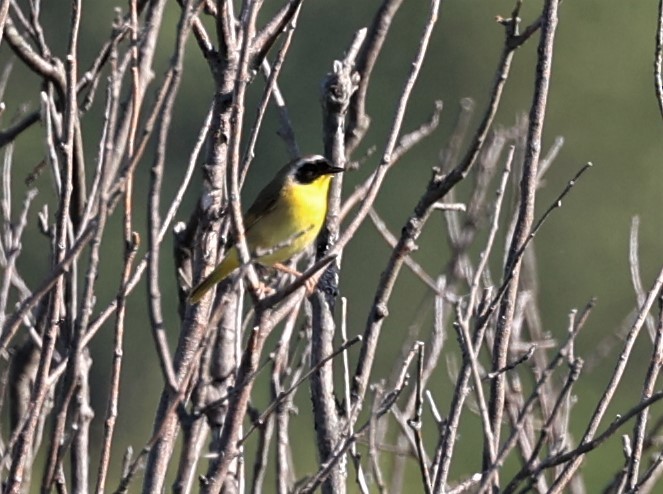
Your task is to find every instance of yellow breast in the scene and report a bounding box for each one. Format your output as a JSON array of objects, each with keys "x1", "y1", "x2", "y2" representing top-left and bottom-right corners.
[{"x1": 247, "y1": 175, "x2": 332, "y2": 266}]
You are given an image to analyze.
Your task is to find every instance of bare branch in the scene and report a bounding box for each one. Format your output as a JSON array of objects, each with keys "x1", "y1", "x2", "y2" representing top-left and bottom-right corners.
[
  {"x1": 488, "y1": 3, "x2": 560, "y2": 482},
  {"x1": 655, "y1": 0, "x2": 663, "y2": 118},
  {"x1": 548, "y1": 267, "x2": 663, "y2": 492}
]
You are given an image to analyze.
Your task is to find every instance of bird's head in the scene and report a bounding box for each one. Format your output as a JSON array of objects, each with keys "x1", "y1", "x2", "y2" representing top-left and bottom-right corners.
[{"x1": 291, "y1": 155, "x2": 344, "y2": 185}]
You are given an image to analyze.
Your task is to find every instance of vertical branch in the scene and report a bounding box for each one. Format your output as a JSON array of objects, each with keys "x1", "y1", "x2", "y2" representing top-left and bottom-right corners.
[
  {"x1": 241, "y1": 3, "x2": 302, "y2": 181},
  {"x1": 249, "y1": 413, "x2": 275, "y2": 494},
  {"x1": 624, "y1": 220, "x2": 658, "y2": 486},
  {"x1": 626, "y1": 297, "x2": 663, "y2": 489},
  {"x1": 94, "y1": 233, "x2": 138, "y2": 494},
  {"x1": 655, "y1": 0, "x2": 663, "y2": 119},
  {"x1": 128, "y1": 0, "x2": 142, "y2": 157},
  {"x1": 487, "y1": 0, "x2": 560, "y2": 481},
  {"x1": 41, "y1": 0, "x2": 91, "y2": 489},
  {"x1": 215, "y1": 0, "x2": 236, "y2": 60},
  {"x1": 106, "y1": 0, "x2": 169, "y2": 184},
  {"x1": 274, "y1": 309, "x2": 306, "y2": 493},
  {"x1": 432, "y1": 146, "x2": 514, "y2": 492},
  {"x1": 0, "y1": 0, "x2": 10, "y2": 48},
  {"x1": 71, "y1": 350, "x2": 93, "y2": 493},
  {"x1": 310, "y1": 28, "x2": 364, "y2": 494},
  {"x1": 0, "y1": 181, "x2": 37, "y2": 324},
  {"x1": 224, "y1": 0, "x2": 263, "y2": 296},
  {"x1": 250, "y1": 308, "x2": 300, "y2": 494},
  {"x1": 345, "y1": 0, "x2": 405, "y2": 154},
  {"x1": 143, "y1": 93, "x2": 222, "y2": 492},
  {"x1": 626, "y1": 299, "x2": 663, "y2": 488},
  {"x1": 141, "y1": 0, "x2": 225, "y2": 490},
  {"x1": 201, "y1": 308, "x2": 269, "y2": 491},
  {"x1": 203, "y1": 288, "x2": 242, "y2": 490},
  {"x1": 348, "y1": 0, "x2": 440, "y2": 418},
  {"x1": 5, "y1": 0, "x2": 82, "y2": 490},
  {"x1": 197, "y1": 1, "x2": 264, "y2": 490},
  {"x1": 410, "y1": 343, "x2": 433, "y2": 494},
  {"x1": 146, "y1": 0, "x2": 196, "y2": 392},
  {"x1": 94, "y1": 44, "x2": 137, "y2": 494}
]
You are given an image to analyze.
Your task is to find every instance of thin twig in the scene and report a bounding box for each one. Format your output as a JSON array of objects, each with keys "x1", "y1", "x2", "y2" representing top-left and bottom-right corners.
[
  {"x1": 311, "y1": 26, "x2": 366, "y2": 494},
  {"x1": 341, "y1": 100, "x2": 443, "y2": 221},
  {"x1": 241, "y1": 4, "x2": 302, "y2": 186},
  {"x1": 345, "y1": 0, "x2": 406, "y2": 154},
  {"x1": 655, "y1": 0, "x2": 663, "y2": 119},
  {"x1": 369, "y1": 208, "x2": 440, "y2": 293},
  {"x1": 487, "y1": 3, "x2": 561, "y2": 482},
  {"x1": 409, "y1": 343, "x2": 433, "y2": 494},
  {"x1": 146, "y1": 0, "x2": 195, "y2": 391},
  {"x1": 296, "y1": 341, "x2": 421, "y2": 493},
  {"x1": 548, "y1": 267, "x2": 663, "y2": 492},
  {"x1": 239, "y1": 335, "x2": 361, "y2": 444},
  {"x1": 348, "y1": 0, "x2": 440, "y2": 422},
  {"x1": 432, "y1": 146, "x2": 515, "y2": 491},
  {"x1": 628, "y1": 304, "x2": 663, "y2": 493}
]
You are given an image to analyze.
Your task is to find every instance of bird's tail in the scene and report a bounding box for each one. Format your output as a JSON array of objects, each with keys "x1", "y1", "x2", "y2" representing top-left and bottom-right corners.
[{"x1": 188, "y1": 249, "x2": 239, "y2": 304}]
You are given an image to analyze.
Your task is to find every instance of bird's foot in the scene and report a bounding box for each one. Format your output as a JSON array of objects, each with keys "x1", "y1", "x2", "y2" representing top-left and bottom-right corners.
[
  {"x1": 256, "y1": 282, "x2": 276, "y2": 298},
  {"x1": 272, "y1": 263, "x2": 320, "y2": 295}
]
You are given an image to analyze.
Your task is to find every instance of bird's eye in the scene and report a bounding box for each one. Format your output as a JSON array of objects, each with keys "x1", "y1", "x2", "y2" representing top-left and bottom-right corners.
[{"x1": 296, "y1": 162, "x2": 321, "y2": 184}]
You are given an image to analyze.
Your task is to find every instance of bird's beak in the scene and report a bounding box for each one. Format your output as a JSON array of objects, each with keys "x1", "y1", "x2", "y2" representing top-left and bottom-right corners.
[{"x1": 328, "y1": 166, "x2": 345, "y2": 174}]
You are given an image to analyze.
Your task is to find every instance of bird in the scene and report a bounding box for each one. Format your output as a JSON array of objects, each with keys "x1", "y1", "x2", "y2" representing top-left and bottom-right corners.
[{"x1": 188, "y1": 155, "x2": 344, "y2": 304}]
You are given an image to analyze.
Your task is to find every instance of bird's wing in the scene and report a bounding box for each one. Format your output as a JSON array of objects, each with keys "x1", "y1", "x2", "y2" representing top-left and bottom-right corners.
[
  {"x1": 225, "y1": 164, "x2": 289, "y2": 247},
  {"x1": 243, "y1": 160, "x2": 296, "y2": 236},
  {"x1": 224, "y1": 195, "x2": 278, "y2": 249},
  {"x1": 243, "y1": 179, "x2": 282, "y2": 232}
]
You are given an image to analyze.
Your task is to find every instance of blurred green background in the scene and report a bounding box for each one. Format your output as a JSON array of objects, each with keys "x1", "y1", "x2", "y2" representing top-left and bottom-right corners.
[{"x1": 2, "y1": 0, "x2": 663, "y2": 490}]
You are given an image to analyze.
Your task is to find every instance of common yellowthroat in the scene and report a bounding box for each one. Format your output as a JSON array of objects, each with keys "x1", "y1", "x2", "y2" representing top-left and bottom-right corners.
[{"x1": 188, "y1": 155, "x2": 343, "y2": 304}]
